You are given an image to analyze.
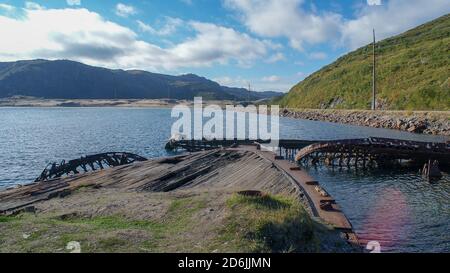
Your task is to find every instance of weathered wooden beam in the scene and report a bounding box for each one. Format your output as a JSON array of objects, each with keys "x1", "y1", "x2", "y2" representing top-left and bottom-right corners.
[
  {"x1": 35, "y1": 152, "x2": 148, "y2": 182},
  {"x1": 295, "y1": 137, "x2": 449, "y2": 168}
]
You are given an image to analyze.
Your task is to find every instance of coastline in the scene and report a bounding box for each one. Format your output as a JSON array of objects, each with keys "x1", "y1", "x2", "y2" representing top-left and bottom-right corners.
[
  {"x1": 0, "y1": 97, "x2": 185, "y2": 108},
  {"x1": 280, "y1": 108, "x2": 450, "y2": 137},
  {"x1": 1, "y1": 97, "x2": 448, "y2": 137},
  {"x1": 0, "y1": 97, "x2": 238, "y2": 109}
]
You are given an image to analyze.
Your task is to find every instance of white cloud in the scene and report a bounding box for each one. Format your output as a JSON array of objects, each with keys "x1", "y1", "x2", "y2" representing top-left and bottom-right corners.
[
  {"x1": 67, "y1": 0, "x2": 81, "y2": 6},
  {"x1": 308, "y1": 51, "x2": 327, "y2": 60},
  {"x1": 265, "y1": 52, "x2": 286, "y2": 63},
  {"x1": 115, "y1": 3, "x2": 136, "y2": 18},
  {"x1": 341, "y1": 0, "x2": 450, "y2": 49},
  {"x1": 173, "y1": 21, "x2": 268, "y2": 68},
  {"x1": 213, "y1": 76, "x2": 237, "y2": 86},
  {"x1": 225, "y1": 0, "x2": 342, "y2": 51},
  {"x1": 262, "y1": 75, "x2": 281, "y2": 83},
  {"x1": 137, "y1": 17, "x2": 183, "y2": 36},
  {"x1": 225, "y1": 0, "x2": 450, "y2": 50},
  {"x1": 0, "y1": 7, "x2": 271, "y2": 71},
  {"x1": 25, "y1": 2, "x2": 44, "y2": 10},
  {"x1": 137, "y1": 20, "x2": 154, "y2": 32},
  {"x1": 367, "y1": 0, "x2": 382, "y2": 6},
  {"x1": 214, "y1": 73, "x2": 303, "y2": 92},
  {"x1": 214, "y1": 75, "x2": 293, "y2": 92},
  {"x1": 0, "y1": 3, "x2": 15, "y2": 12}
]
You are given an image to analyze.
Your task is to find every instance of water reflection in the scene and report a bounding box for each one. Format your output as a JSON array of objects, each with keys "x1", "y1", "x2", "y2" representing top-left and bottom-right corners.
[{"x1": 305, "y1": 166, "x2": 450, "y2": 252}]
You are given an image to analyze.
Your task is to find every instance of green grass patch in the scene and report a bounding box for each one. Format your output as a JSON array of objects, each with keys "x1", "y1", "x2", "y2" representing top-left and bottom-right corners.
[
  {"x1": 0, "y1": 195, "x2": 208, "y2": 253},
  {"x1": 226, "y1": 194, "x2": 292, "y2": 210},
  {"x1": 215, "y1": 193, "x2": 320, "y2": 253},
  {"x1": 0, "y1": 215, "x2": 18, "y2": 223}
]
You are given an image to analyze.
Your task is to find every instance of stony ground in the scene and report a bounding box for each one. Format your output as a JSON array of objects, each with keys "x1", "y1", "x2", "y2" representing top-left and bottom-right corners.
[{"x1": 280, "y1": 109, "x2": 450, "y2": 136}]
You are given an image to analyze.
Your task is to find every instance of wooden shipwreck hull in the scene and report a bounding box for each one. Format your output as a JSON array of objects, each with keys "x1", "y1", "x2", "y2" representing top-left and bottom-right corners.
[{"x1": 35, "y1": 152, "x2": 147, "y2": 182}]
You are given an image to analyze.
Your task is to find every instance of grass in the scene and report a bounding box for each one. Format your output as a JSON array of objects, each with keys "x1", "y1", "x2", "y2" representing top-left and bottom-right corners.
[
  {"x1": 0, "y1": 193, "x2": 352, "y2": 253},
  {"x1": 209, "y1": 194, "x2": 339, "y2": 253},
  {"x1": 0, "y1": 215, "x2": 17, "y2": 223},
  {"x1": 0, "y1": 196, "x2": 208, "y2": 253},
  {"x1": 277, "y1": 14, "x2": 450, "y2": 110}
]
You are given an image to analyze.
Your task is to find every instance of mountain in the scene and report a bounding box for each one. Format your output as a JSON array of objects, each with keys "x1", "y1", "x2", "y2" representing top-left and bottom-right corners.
[
  {"x1": 0, "y1": 59, "x2": 282, "y2": 101},
  {"x1": 278, "y1": 14, "x2": 450, "y2": 110},
  {"x1": 221, "y1": 86, "x2": 282, "y2": 101}
]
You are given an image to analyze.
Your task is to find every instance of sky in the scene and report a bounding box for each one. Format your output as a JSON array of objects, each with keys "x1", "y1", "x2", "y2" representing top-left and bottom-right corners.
[{"x1": 0, "y1": 0, "x2": 449, "y2": 92}]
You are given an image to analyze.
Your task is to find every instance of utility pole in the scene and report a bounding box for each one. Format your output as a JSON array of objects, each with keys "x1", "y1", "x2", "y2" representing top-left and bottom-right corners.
[
  {"x1": 247, "y1": 82, "x2": 251, "y2": 102},
  {"x1": 372, "y1": 28, "x2": 377, "y2": 110}
]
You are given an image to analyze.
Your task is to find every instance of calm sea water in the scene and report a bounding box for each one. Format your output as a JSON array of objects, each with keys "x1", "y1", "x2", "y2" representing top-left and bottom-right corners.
[{"x1": 0, "y1": 107, "x2": 448, "y2": 252}]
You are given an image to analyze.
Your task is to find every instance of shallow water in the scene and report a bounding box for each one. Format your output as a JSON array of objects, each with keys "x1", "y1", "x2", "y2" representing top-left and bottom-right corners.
[
  {"x1": 304, "y1": 167, "x2": 450, "y2": 252},
  {"x1": 0, "y1": 107, "x2": 448, "y2": 252}
]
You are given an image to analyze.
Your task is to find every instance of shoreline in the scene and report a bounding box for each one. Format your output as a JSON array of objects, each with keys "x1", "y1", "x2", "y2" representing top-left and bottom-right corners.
[
  {"x1": 280, "y1": 108, "x2": 450, "y2": 137},
  {"x1": 1, "y1": 98, "x2": 449, "y2": 137},
  {"x1": 0, "y1": 98, "x2": 184, "y2": 108},
  {"x1": 0, "y1": 97, "x2": 239, "y2": 109}
]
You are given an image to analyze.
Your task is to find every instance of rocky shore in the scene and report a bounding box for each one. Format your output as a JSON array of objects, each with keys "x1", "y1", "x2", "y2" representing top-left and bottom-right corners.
[{"x1": 280, "y1": 109, "x2": 450, "y2": 137}]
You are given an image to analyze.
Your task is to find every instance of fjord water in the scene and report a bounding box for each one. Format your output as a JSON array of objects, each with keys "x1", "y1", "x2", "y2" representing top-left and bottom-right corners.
[{"x1": 0, "y1": 107, "x2": 449, "y2": 252}]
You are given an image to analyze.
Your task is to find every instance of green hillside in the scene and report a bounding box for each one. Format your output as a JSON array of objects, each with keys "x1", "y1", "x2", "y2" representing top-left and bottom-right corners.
[{"x1": 278, "y1": 14, "x2": 450, "y2": 110}]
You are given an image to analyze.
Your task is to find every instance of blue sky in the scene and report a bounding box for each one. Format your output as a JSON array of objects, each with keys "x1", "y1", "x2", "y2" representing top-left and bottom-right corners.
[{"x1": 0, "y1": 0, "x2": 449, "y2": 92}]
